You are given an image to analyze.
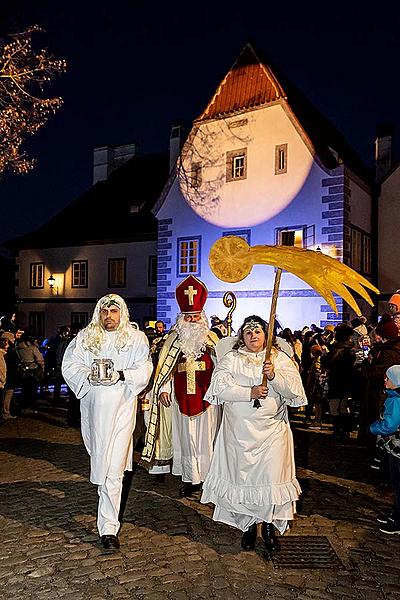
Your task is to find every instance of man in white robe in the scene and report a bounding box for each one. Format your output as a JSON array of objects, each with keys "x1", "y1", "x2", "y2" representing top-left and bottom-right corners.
[
  {"x1": 142, "y1": 276, "x2": 220, "y2": 496},
  {"x1": 62, "y1": 294, "x2": 152, "y2": 550}
]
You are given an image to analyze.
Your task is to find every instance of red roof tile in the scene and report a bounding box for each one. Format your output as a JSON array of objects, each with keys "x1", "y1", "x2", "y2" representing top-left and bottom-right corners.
[{"x1": 198, "y1": 44, "x2": 285, "y2": 120}]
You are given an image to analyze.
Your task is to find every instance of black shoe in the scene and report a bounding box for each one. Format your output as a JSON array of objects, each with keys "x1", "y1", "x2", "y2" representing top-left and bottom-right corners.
[
  {"x1": 241, "y1": 524, "x2": 257, "y2": 550},
  {"x1": 377, "y1": 509, "x2": 395, "y2": 525},
  {"x1": 179, "y1": 482, "x2": 202, "y2": 497},
  {"x1": 155, "y1": 474, "x2": 166, "y2": 484},
  {"x1": 100, "y1": 535, "x2": 120, "y2": 550},
  {"x1": 261, "y1": 522, "x2": 280, "y2": 552},
  {"x1": 379, "y1": 521, "x2": 400, "y2": 535}
]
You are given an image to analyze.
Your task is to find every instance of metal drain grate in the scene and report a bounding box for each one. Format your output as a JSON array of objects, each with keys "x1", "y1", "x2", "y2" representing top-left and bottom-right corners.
[{"x1": 269, "y1": 536, "x2": 343, "y2": 569}]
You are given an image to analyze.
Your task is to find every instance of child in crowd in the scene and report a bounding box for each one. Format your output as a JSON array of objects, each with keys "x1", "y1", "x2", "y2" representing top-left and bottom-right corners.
[{"x1": 370, "y1": 365, "x2": 400, "y2": 534}]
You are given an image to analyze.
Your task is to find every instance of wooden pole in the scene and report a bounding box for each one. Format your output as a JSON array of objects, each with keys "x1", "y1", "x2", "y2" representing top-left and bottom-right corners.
[{"x1": 253, "y1": 268, "x2": 282, "y2": 408}]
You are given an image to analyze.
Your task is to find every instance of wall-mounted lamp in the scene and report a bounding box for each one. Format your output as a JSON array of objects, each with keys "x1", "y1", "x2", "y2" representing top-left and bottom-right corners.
[{"x1": 47, "y1": 274, "x2": 58, "y2": 295}]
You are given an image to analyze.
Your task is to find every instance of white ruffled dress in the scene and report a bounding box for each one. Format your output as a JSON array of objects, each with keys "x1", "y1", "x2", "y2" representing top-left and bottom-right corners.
[{"x1": 200, "y1": 347, "x2": 307, "y2": 533}]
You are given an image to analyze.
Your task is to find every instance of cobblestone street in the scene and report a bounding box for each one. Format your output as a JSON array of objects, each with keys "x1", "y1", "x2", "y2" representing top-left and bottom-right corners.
[{"x1": 0, "y1": 405, "x2": 399, "y2": 600}]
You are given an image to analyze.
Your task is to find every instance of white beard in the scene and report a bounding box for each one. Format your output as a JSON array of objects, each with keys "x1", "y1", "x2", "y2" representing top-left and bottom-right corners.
[{"x1": 175, "y1": 312, "x2": 209, "y2": 360}]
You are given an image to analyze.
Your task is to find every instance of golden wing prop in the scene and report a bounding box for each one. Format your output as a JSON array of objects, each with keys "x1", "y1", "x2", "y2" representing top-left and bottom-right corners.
[{"x1": 209, "y1": 236, "x2": 379, "y2": 316}]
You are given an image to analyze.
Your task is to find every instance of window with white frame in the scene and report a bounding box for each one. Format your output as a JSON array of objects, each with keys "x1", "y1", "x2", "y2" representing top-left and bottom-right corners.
[
  {"x1": 177, "y1": 237, "x2": 201, "y2": 277},
  {"x1": 226, "y1": 148, "x2": 247, "y2": 182},
  {"x1": 108, "y1": 258, "x2": 126, "y2": 287},
  {"x1": 30, "y1": 263, "x2": 44, "y2": 288},
  {"x1": 71, "y1": 312, "x2": 88, "y2": 331},
  {"x1": 275, "y1": 144, "x2": 288, "y2": 174},
  {"x1": 72, "y1": 260, "x2": 88, "y2": 288},
  {"x1": 275, "y1": 225, "x2": 315, "y2": 249}
]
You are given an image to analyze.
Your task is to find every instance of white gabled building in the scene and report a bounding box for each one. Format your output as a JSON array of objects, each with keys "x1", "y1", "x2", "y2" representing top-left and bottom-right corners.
[
  {"x1": 7, "y1": 149, "x2": 169, "y2": 339},
  {"x1": 153, "y1": 44, "x2": 375, "y2": 331}
]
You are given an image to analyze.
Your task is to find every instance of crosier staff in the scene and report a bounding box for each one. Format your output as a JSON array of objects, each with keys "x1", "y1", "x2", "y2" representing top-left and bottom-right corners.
[{"x1": 209, "y1": 236, "x2": 380, "y2": 408}]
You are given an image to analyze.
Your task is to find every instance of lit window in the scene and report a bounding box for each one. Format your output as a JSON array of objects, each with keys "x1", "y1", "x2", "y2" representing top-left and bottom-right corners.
[
  {"x1": 226, "y1": 148, "x2": 247, "y2": 182},
  {"x1": 278, "y1": 229, "x2": 303, "y2": 248},
  {"x1": 108, "y1": 258, "x2": 126, "y2": 287},
  {"x1": 177, "y1": 237, "x2": 201, "y2": 277},
  {"x1": 191, "y1": 163, "x2": 202, "y2": 188},
  {"x1": 275, "y1": 225, "x2": 315, "y2": 249},
  {"x1": 72, "y1": 260, "x2": 88, "y2": 288},
  {"x1": 30, "y1": 263, "x2": 44, "y2": 288},
  {"x1": 275, "y1": 144, "x2": 288, "y2": 174}
]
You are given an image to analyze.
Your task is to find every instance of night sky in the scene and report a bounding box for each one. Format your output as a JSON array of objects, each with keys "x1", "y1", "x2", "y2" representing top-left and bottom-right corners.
[{"x1": 1, "y1": 0, "x2": 399, "y2": 244}]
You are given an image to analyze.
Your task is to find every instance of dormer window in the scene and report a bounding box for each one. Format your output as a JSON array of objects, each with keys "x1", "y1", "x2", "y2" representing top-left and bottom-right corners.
[{"x1": 226, "y1": 148, "x2": 247, "y2": 182}]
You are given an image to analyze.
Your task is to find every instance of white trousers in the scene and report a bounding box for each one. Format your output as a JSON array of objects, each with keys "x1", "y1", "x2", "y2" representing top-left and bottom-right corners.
[{"x1": 97, "y1": 475, "x2": 123, "y2": 536}]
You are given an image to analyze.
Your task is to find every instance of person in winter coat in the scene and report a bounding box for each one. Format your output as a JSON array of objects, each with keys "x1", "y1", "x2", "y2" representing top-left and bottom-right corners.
[
  {"x1": 363, "y1": 313, "x2": 400, "y2": 451},
  {"x1": 322, "y1": 324, "x2": 357, "y2": 440},
  {"x1": 370, "y1": 365, "x2": 400, "y2": 535}
]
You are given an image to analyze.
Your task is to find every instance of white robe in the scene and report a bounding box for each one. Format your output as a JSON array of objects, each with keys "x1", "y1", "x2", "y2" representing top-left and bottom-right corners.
[
  {"x1": 62, "y1": 329, "x2": 152, "y2": 485},
  {"x1": 160, "y1": 378, "x2": 221, "y2": 484},
  {"x1": 200, "y1": 347, "x2": 307, "y2": 533}
]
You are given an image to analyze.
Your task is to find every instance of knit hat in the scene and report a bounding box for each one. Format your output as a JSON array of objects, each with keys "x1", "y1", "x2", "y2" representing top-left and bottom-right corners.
[
  {"x1": 375, "y1": 313, "x2": 399, "y2": 340},
  {"x1": 388, "y1": 293, "x2": 400, "y2": 312},
  {"x1": 386, "y1": 365, "x2": 400, "y2": 387}
]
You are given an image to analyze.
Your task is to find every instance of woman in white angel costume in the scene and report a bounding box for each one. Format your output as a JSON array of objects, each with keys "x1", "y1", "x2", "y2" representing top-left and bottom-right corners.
[{"x1": 200, "y1": 314, "x2": 307, "y2": 552}]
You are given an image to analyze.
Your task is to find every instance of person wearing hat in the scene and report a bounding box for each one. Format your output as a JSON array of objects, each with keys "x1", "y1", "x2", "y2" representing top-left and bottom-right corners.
[
  {"x1": 370, "y1": 365, "x2": 400, "y2": 535},
  {"x1": 362, "y1": 314, "x2": 400, "y2": 451},
  {"x1": 0, "y1": 331, "x2": 18, "y2": 420},
  {"x1": 388, "y1": 292, "x2": 400, "y2": 333},
  {"x1": 322, "y1": 324, "x2": 357, "y2": 440},
  {"x1": 62, "y1": 294, "x2": 152, "y2": 550},
  {"x1": 200, "y1": 315, "x2": 307, "y2": 552},
  {"x1": 142, "y1": 275, "x2": 220, "y2": 497}
]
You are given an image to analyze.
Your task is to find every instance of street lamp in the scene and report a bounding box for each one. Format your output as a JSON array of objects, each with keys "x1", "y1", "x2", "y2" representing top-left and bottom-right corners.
[{"x1": 47, "y1": 274, "x2": 57, "y2": 295}]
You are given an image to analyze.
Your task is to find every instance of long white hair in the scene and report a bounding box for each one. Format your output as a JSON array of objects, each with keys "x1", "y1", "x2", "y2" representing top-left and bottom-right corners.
[{"x1": 81, "y1": 294, "x2": 137, "y2": 355}]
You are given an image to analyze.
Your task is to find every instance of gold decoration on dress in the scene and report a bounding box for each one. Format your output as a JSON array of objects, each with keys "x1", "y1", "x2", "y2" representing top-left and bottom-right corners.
[
  {"x1": 209, "y1": 236, "x2": 379, "y2": 316},
  {"x1": 178, "y1": 359, "x2": 206, "y2": 394}
]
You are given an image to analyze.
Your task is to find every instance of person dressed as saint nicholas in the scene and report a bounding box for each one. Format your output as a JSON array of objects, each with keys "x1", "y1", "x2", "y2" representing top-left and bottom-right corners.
[
  {"x1": 200, "y1": 315, "x2": 307, "y2": 552},
  {"x1": 142, "y1": 275, "x2": 220, "y2": 497},
  {"x1": 62, "y1": 294, "x2": 152, "y2": 550}
]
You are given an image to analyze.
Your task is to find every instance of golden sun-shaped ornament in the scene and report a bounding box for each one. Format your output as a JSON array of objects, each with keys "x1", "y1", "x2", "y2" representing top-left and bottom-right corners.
[{"x1": 209, "y1": 236, "x2": 379, "y2": 316}]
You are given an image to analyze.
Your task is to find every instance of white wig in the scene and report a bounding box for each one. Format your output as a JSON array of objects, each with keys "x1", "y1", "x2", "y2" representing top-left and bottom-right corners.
[{"x1": 81, "y1": 294, "x2": 137, "y2": 355}]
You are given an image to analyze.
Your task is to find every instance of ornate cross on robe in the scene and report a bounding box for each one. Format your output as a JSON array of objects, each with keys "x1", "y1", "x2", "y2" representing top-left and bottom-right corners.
[{"x1": 178, "y1": 358, "x2": 206, "y2": 394}]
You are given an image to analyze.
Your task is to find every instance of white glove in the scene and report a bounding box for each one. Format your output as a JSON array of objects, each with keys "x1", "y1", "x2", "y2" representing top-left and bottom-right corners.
[{"x1": 100, "y1": 371, "x2": 120, "y2": 386}]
